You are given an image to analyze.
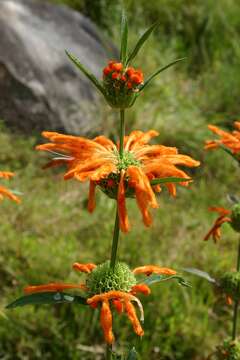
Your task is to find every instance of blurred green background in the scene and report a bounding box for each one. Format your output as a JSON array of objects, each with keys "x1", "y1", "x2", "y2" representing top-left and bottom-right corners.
[{"x1": 1, "y1": 0, "x2": 240, "y2": 359}]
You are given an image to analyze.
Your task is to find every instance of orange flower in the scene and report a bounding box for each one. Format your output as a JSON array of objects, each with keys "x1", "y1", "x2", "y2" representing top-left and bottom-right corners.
[
  {"x1": 205, "y1": 121, "x2": 240, "y2": 155},
  {"x1": 23, "y1": 262, "x2": 177, "y2": 345},
  {"x1": 204, "y1": 207, "x2": 232, "y2": 243},
  {"x1": 36, "y1": 130, "x2": 199, "y2": 232},
  {"x1": 103, "y1": 61, "x2": 144, "y2": 91},
  {"x1": 0, "y1": 171, "x2": 20, "y2": 203}
]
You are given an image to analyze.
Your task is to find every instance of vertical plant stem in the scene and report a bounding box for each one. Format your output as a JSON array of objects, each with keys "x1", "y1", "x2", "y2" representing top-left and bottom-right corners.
[
  {"x1": 106, "y1": 344, "x2": 112, "y2": 360},
  {"x1": 110, "y1": 209, "x2": 120, "y2": 269},
  {"x1": 119, "y1": 109, "x2": 125, "y2": 159},
  {"x1": 107, "y1": 110, "x2": 126, "y2": 358},
  {"x1": 109, "y1": 109, "x2": 125, "y2": 270},
  {"x1": 232, "y1": 236, "x2": 240, "y2": 340}
]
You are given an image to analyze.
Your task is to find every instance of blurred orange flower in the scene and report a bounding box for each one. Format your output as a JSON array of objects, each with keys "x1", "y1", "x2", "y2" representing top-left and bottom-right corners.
[
  {"x1": 37, "y1": 130, "x2": 199, "y2": 232},
  {"x1": 0, "y1": 171, "x2": 20, "y2": 203},
  {"x1": 205, "y1": 121, "x2": 240, "y2": 154}
]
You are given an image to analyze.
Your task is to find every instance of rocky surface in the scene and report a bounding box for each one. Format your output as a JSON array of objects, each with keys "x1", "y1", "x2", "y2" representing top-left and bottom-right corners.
[{"x1": 0, "y1": 0, "x2": 114, "y2": 134}]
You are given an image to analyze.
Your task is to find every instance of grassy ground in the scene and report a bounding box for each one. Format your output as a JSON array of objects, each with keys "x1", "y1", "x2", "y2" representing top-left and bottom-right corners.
[{"x1": 1, "y1": 1, "x2": 240, "y2": 359}]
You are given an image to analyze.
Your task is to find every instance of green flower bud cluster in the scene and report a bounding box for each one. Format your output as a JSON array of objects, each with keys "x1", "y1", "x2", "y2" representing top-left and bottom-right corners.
[
  {"x1": 231, "y1": 204, "x2": 240, "y2": 233},
  {"x1": 86, "y1": 261, "x2": 136, "y2": 296},
  {"x1": 216, "y1": 339, "x2": 240, "y2": 360},
  {"x1": 220, "y1": 271, "x2": 240, "y2": 301}
]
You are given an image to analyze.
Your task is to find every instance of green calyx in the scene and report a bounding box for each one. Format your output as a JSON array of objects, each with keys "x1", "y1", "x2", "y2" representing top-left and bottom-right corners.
[
  {"x1": 103, "y1": 78, "x2": 139, "y2": 109},
  {"x1": 231, "y1": 204, "x2": 240, "y2": 233},
  {"x1": 220, "y1": 271, "x2": 240, "y2": 301},
  {"x1": 86, "y1": 261, "x2": 136, "y2": 296},
  {"x1": 216, "y1": 339, "x2": 240, "y2": 360}
]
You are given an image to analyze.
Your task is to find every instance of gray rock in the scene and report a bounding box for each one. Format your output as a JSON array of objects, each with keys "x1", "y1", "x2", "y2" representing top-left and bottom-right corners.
[{"x1": 0, "y1": 0, "x2": 115, "y2": 134}]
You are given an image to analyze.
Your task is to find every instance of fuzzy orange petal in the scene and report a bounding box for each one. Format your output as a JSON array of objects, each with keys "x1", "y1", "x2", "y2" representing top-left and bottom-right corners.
[
  {"x1": 133, "y1": 265, "x2": 177, "y2": 276},
  {"x1": 73, "y1": 263, "x2": 96, "y2": 273},
  {"x1": 117, "y1": 170, "x2": 130, "y2": 233},
  {"x1": 100, "y1": 300, "x2": 115, "y2": 344},
  {"x1": 131, "y1": 284, "x2": 151, "y2": 296},
  {"x1": 125, "y1": 300, "x2": 144, "y2": 337},
  {"x1": 24, "y1": 283, "x2": 85, "y2": 294}
]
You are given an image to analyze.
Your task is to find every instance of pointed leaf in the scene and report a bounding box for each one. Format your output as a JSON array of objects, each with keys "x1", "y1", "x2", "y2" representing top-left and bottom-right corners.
[
  {"x1": 140, "y1": 58, "x2": 186, "y2": 91},
  {"x1": 183, "y1": 268, "x2": 216, "y2": 284},
  {"x1": 150, "y1": 177, "x2": 191, "y2": 185},
  {"x1": 126, "y1": 347, "x2": 138, "y2": 360},
  {"x1": 65, "y1": 51, "x2": 105, "y2": 95},
  {"x1": 10, "y1": 190, "x2": 23, "y2": 196},
  {"x1": 127, "y1": 22, "x2": 158, "y2": 64},
  {"x1": 142, "y1": 274, "x2": 191, "y2": 287},
  {"x1": 120, "y1": 10, "x2": 128, "y2": 64},
  {"x1": 6, "y1": 292, "x2": 87, "y2": 309},
  {"x1": 220, "y1": 144, "x2": 240, "y2": 163}
]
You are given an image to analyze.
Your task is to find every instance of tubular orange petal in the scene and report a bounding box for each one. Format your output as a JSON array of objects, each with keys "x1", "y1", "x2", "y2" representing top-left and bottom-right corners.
[
  {"x1": 100, "y1": 300, "x2": 115, "y2": 344},
  {"x1": 73, "y1": 263, "x2": 96, "y2": 273},
  {"x1": 125, "y1": 300, "x2": 144, "y2": 337},
  {"x1": 87, "y1": 181, "x2": 96, "y2": 213},
  {"x1": 133, "y1": 265, "x2": 177, "y2": 276},
  {"x1": 208, "y1": 207, "x2": 231, "y2": 216},
  {"x1": 0, "y1": 171, "x2": 15, "y2": 179},
  {"x1": 204, "y1": 207, "x2": 232, "y2": 242},
  {"x1": 87, "y1": 291, "x2": 133, "y2": 306},
  {"x1": 24, "y1": 283, "x2": 85, "y2": 294},
  {"x1": 226, "y1": 296, "x2": 233, "y2": 305},
  {"x1": 117, "y1": 170, "x2": 130, "y2": 233},
  {"x1": 0, "y1": 186, "x2": 20, "y2": 203},
  {"x1": 131, "y1": 284, "x2": 151, "y2": 296},
  {"x1": 112, "y1": 299, "x2": 124, "y2": 314}
]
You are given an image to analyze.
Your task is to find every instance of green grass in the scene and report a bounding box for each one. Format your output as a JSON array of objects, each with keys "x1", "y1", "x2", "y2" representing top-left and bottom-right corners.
[{"x1": 1, "y1": 0, "x2": 240, "y2": 358}]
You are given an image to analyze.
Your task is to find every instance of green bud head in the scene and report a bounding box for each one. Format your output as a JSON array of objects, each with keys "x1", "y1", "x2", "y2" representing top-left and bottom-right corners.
[
  {"x1": 220, "y1": 271, "x2": 240, "y2": 301},
  {"x1": 86, "y1": 261, "x2": 136, "y2": 296},
  {"x1": 216, "y1": 339, "x2": 240, "y2": 360},
  {"x1": 231, "y1": 204, "x2": 240, "y2": 233}
]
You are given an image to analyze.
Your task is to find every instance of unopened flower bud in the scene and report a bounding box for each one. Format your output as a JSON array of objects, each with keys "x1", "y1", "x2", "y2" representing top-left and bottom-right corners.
[
  {"x1": 220, "y1": 271, "x2": 240, "y2": 301},
  {"x1": 231, "y1": 204, "x2": 240, "y2": 232}
]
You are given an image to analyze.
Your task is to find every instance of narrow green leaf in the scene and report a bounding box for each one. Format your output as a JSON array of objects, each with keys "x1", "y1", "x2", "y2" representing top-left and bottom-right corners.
[
  {"x1": 10, "y1": 190, "x2": 23, "y2": 196},
  {"x1": 142, "y1": 274, "x2": 191, "y2": 288},
  {"x1": 220, "y1": 144, "x2": 240, "y2": 163},
  {"x1": 140, "y1": 57, "x2": 186, "y2": 91},
  {"x1": 127, "y1": 22, "x2": 158, "y2": 64},
  {"x1": 150, "y1": 177, "x2": 191, "y2": 185},
  {"x1": 65, "y1": 50, "x2": 106, "y2": 96},
  {"x1": 6, "y1": 292, "x2": 87, "y2": 309},
  {"x1": 126, "y1": 347, "x2": 138, "y2": 360},
  {"x1": 183, "y1": 268, "x2": 216, "y2": 284},
  {"x1": 120, "y1": 10, "x2": 128, "y2": 64}
]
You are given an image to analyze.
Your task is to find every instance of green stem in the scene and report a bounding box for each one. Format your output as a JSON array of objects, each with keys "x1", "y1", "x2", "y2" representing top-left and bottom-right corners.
[
  {"x1": 232, "y1": 236, "x2": 240, "y2": 340},
  {"x1": 106, "y1": 344, "x2": 112, "y2": 360},
  {"x1": 119, "y1": 109, "x2": 125, "y2": 159},
  {"x1": 109, "y1": 109, "x2": 125, "y2": 269},
  {"x1": 110, "y1": 209, "x2": 120, "y2": 269}
]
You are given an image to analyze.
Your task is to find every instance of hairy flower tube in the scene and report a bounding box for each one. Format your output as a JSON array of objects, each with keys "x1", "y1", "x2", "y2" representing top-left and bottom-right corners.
[
  {"x1": 23, "y1": 261, "x2": 177, "y2": 345},
  {"x1": 0, "y1": 171, "x2": 20, "y2": 203},
  {"x1": 204, "y1": 205, "x2": 240, "y2": 242},
  {"x1": 36, "y1": 130, "x2": 200, "y2": 232},
  {"x1": 102, "y1": 60, "x2": 144, "y2": 108},
  {"x1": 205, "y1": 121, "x2": 240, "y2": 157}
]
